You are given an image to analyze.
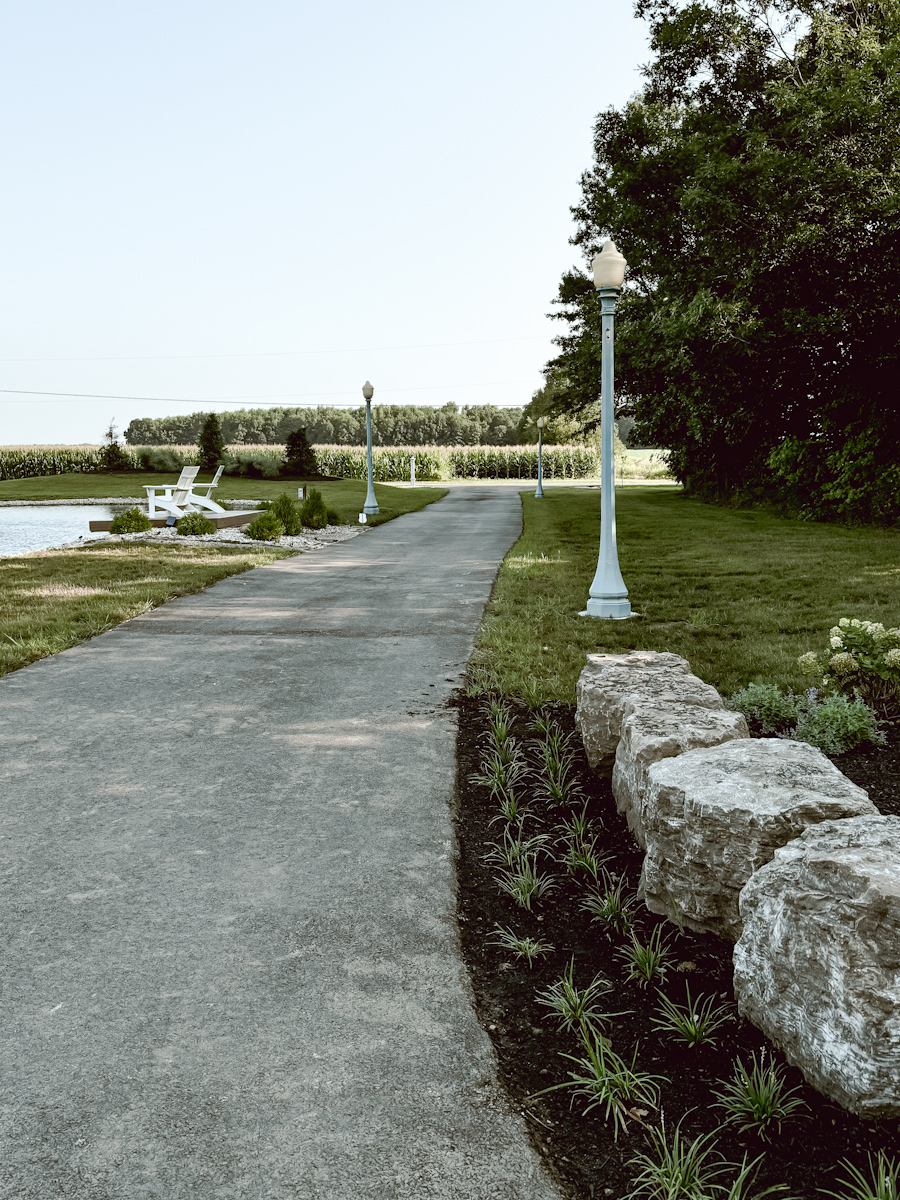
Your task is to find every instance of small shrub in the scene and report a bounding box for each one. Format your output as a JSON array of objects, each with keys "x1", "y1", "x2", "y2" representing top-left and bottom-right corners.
[
  {"x1": 728, "y1": 682, "x2": 801, "y2": 736},
  {"x1": 326, "y1": 507, "x2": 341, "y2": 525},
  {"x1": 798, "y1": 618, "x2": 900, "y2": 720},
  {"x1": 300, "y1": 487, "x2": 328, "y2": 529},
  {"x1": 176, "y1": 511, "x2": 216, "y2": 536},
  {"x1": 792, "y1": 690, "x2": 884, "y2": 754},
  {"x1": 713, "y1": 1051, "x2": 808, "y2": 1139},
  {"x1": 244, "y1": 511, "x2": 285, "y2": 542},
  {"x1": 267, "y1": 492, "x2": 303, "y2": 536},
  {"x1": 100, "y1": 420, "x2": 133, "y2": 471},
  {"x1": 109, "y1": 507, "x2": 152, "y2": 534}
]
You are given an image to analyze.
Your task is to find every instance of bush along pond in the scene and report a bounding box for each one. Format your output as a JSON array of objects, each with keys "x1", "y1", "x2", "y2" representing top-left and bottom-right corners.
[{"x1": 453, "y1": 643, "x2": 900, "y2": 1199}]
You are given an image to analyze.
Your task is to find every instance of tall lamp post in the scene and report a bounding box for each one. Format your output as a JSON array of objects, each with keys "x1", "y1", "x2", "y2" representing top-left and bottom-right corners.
[
  {"x1": 362, "y1": 380, "x2": 379, "y2": 516},
  {"x1": 535, "y1": 417, "x2": 545, "y2": 498},
  {"x1": 581, "y1": 241, "x2": 631, "y2": 619}
]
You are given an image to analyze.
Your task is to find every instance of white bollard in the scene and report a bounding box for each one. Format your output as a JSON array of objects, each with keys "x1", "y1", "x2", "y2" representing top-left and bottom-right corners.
[{"x1": 410, "y1": 455, "x2": 416, "y2": 485}]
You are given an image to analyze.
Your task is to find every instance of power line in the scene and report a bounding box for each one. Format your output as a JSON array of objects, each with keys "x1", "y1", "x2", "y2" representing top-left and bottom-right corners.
[
  {"x1": 0, "y1": 335, "x2": 548, "y2": 364},
  {"x1": 0, "y1": 380, "x2": 538, "y2": 407}
]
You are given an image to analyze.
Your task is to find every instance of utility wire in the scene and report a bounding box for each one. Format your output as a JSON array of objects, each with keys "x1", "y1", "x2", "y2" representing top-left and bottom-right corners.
[{"x1": 0, "y1": 380, "x2": 538, "y2": 407}]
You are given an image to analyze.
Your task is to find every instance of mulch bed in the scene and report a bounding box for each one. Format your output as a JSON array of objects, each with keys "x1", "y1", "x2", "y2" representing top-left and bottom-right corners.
[{"x1": 451, "y1": 694, "x2": 900, "y2": 1199}]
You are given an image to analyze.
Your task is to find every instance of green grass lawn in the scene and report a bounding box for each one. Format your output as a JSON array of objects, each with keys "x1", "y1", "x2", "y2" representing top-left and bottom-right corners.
[
  {"x1": 0, "y1": 542, "x2": 296, "y2": 677},
  {"x1": 0, "y1": 472, "x2": 447, "y2": 525},
  {"x1": 468, "y1": 485, "x2": 900, "y2": 705}
]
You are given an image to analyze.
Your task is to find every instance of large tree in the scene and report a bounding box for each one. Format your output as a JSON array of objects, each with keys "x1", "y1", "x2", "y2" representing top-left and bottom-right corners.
[{"x1": 546, "y1": 0, "x2": 900, "y2": 520}]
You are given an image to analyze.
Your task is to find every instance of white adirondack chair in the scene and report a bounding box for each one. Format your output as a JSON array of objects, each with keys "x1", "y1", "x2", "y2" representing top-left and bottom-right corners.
[
  {"x1": 144, "y1": 466, "x2": 201, "y2": 523},
  {"x1": 184, "y1": 465, "x2": 226, "y2": 513}
]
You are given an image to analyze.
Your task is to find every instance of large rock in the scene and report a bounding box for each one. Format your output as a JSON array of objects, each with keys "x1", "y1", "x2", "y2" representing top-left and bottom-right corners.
[
  {"x1": 612, "y1": 702, "x2": 749, "y2": 848},
  {"x1": 640, "y1": 739, "x2": 876, "y2": 940},
  {"x1": 575, "y1": 651, "x2": 724, "y2": 766},
  {"x1": 734, "y1": 816, "x2": 900, "y2": 1118}
]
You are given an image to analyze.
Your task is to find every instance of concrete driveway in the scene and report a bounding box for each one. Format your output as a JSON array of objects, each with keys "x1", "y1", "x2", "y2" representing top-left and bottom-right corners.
[{"x1": 0, "y1": 487, "x2": 565, "y2": 1200}]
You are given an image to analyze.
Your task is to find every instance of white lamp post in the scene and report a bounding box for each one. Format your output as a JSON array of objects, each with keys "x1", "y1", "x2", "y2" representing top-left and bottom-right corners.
[
  {"x1": 362, "y1": 380, "x2": 379, "y2": 516},
  {"x1": 535, "y1": 417, "x2": 545, "y2": 498},
  {"x1": 581, "y1": 241, "x2": 631, "y2": 619}
]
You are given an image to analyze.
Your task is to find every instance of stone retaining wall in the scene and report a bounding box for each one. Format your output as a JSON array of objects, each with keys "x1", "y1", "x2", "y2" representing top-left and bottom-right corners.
[{"x1": 575, "y1": 650, "x2": 900, "y2": 1118}]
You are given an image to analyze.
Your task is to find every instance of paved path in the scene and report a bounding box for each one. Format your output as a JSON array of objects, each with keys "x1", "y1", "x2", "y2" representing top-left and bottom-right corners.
[{"x1": 0, "y1": 488, "x2": 565, "y2": 1200}]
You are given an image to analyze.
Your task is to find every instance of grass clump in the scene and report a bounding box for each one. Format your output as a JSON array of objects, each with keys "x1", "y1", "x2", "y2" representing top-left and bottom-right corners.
[
  {"x1": 175, "y1": 511, "x2": 216, "y2": 536},
  {"x1": 650, "y1": 982, "x2": 733, "y2": 1048},
  {"x1": 618, "y1": 925, "x2": 672, "y2": 989},
  {"x1": 581, "y1": 869, "x2": 636, "y2": 935},
  {"x1": 624, "y1": 1122, "x2": 792, "y2": 1200},
  {"x1": 713, "y1": 1051, "x2": 808, "y2": 1140},
  {"x1": 534, "y1": 957, "x2": 619, "y2": 1042},
  {"x1": 488, "y1": 925, "x2": 554, "y2": 967},
  {"x1": 244, "y1": 511, "x2": 285, "y2": 542},
  {"x1": 109, "y1": 506, "x2": 151, "y2": 534},
  {"x1": 824, "y1": 1153, "x2": 900, "y2": 1200},
  {"x1": 532, "y1": 1030, "x2": 666, "y2": 1141}
]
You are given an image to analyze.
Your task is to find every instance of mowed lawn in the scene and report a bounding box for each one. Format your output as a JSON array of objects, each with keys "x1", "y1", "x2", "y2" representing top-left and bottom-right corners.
[
  {"x1": 468, "y1": 485, "x2": 900, "y2": 704},
  {"x1": 0, "y1": 472, "x2": 447, "y2": 527},
  {"x1": 0, "y1": 543, "x2": 298, "y2": 677}
]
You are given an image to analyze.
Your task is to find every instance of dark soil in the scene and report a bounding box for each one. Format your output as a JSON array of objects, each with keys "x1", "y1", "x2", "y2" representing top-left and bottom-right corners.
[{"x1": 451, "y1": 695, "x2": 900, "y2": 1200}]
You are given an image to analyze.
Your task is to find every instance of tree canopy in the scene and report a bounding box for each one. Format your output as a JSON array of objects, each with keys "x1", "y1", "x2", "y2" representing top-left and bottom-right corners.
[
  {"x1": 125, "y1": 402, "x2": 529, "y2": 448},
  {"x1": 545, "y1": 0, "x2": 900, "y2": 522}
]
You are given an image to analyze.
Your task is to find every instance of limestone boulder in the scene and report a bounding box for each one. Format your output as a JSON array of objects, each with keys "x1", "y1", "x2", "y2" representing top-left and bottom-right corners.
[
  {"x1": 734, "y1": 816, "x2": 900, "y2": 1118},
  {"x1": 640, "y1": 739, "x2": 876, "y2": 940},
  {"x1": 575, "y1": 651, "x2": 724, "y2": 766},
  {"x1": 612, "y1": 702, "x2": 749, "y2": 848}
]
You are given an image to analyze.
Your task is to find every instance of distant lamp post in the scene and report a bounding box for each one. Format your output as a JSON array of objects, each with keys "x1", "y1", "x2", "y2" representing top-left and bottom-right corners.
[
  {"x1": 362, "y1": 380, "x2": 379, "y2": 516},
  {"x1": 581, "y1": 240, "x2": 631, "y2": 619},
  {"x1": 535, "y1": 417, "x2": 545, "y2": 498}
]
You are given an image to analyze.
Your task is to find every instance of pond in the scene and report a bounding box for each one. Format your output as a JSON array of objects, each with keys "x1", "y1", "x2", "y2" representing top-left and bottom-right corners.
[{"x1": 0, "y1": 504, "x2": 135, "y2": 557}]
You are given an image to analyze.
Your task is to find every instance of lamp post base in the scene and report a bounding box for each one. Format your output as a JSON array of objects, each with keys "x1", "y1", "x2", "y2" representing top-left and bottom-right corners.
[
  {"x1": 363, "y1": 504, "x2": 379, "y2": 516},
  {"x1": 580, "y1": 596, "x2": 633, "y2": 619}
]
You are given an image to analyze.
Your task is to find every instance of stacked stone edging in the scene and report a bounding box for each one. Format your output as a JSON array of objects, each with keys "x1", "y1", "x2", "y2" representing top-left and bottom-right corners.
[
  {"x1": 734, "y1": 815, "x2": 900, "y2": 1118},
  {"x1": 641, "y1": 738, "x2": 876, "y2": 940},
  {"x1": 575, "y1": 649, "x2": 899, "y2": 1116}
]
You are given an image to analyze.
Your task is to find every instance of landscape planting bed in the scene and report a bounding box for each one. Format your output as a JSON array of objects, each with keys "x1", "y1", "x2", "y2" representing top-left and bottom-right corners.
[{"x1": 452, "y1": 694, "x2": 900, "y2": 1199}]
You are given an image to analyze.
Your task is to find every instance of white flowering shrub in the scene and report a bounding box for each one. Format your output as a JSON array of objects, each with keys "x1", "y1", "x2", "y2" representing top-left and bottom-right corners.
[{"x1": 797, "y1": 618, "x2": 900, "y2": 719}]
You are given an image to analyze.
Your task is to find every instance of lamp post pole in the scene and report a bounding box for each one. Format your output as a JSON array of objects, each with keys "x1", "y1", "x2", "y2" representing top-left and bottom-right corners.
[
  {"x1": 582, "y1": 241, "x2": 631, "y2": 619},
  {"x1": 362, "y1": 380, "x2": 379, "y2": 516},
  {"x1": 535, "y1": 417, "x2": 545, "y2": 498}
]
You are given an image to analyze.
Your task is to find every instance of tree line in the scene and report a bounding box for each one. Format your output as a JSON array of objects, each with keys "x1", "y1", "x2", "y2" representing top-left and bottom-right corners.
[
  {"x1": 124, "y1": 403, "x2": 532, "y2": 447},
  {"x1": 541, "y1": 0, "x2": 900, "y2": 525}
]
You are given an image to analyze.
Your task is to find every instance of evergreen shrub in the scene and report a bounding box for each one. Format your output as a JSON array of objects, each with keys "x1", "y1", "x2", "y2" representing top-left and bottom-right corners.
[
  {"x1": 300, "y1": 488, "x2": 328, "y2": 529},
  {"x1": 176, "y1": 512, "x2": 216, "y2": 536},
  {"x1": 109, "y1": 507, "x2": 152, "y2": 534},
  {"x1": 243, "y1": 512, "x2": 285, "y2": 541}
]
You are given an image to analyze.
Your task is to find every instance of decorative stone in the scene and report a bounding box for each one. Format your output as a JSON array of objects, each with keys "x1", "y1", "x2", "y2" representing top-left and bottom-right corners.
[
  {"x1": 575, "y1": 652, "x2": 724, "y2": 766},
  {"x1": 734, "y1": 815, "x2": 900, "y2": 1118},
  {"x1": 612, "y1": 702, "x2": 749, "y2": 848},
  {"x1": 640, "y1": 739, "x2": 876, "y2": 940}
]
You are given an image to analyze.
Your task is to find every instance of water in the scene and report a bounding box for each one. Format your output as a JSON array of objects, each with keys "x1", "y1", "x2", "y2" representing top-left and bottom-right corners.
[{"x1": 0, "y1": 504, "x2": 135, "y2": 556}]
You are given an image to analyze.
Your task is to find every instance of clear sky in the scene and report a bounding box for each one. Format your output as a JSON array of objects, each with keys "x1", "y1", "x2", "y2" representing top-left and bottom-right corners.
[{"x1": 0, "y1": 1, "x2": 650, "y2": 444}]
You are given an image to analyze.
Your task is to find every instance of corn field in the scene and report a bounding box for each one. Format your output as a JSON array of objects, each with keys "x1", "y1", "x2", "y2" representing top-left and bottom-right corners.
[{"x1": 0, "y1": 442, "x2": 668, "y2": 482}]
